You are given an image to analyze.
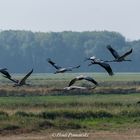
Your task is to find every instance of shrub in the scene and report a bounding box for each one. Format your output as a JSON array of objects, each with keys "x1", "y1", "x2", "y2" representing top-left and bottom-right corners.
[
  {"x1": 15, "y1": 111, "x2": 35, "y2": 117},
  {"x1": 0, "y1": 111, "x2": 9, "y2": 120},
  {"x1": 39, "y1": 120, "x2": 54, "y2": 129},
  {"x1": 2, "y1": 124, "x2": 20, "y2": 131},
  {"x1": 38, "y1": 111, "x2": 60, "y2": 119}
]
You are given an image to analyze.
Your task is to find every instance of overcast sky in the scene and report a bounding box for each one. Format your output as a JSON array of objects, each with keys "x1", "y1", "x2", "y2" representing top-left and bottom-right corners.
[{"x1": 0, "y1": 0, "x2": 139, "y2": 40}]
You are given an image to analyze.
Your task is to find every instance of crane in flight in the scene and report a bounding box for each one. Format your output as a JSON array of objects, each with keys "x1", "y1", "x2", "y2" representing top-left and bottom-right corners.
[
  {"x1": 47, "y1": 58, "x2": 80, "y2": 74},
  {"x1": 106, "y1": 45, "x2": 133, "y2": 62},
  {"x1": 68, "y1": 75, "x2": 98, "y2": 87},
  {"x1": 2, "y1": 69, "x2": 33, "y2": 87},
  {"x1": 64, "y1": 75, "x2": 98, "y2": 90},
  {"x1": 85, "y1": 56, "x2": 114, "y2": 76}
]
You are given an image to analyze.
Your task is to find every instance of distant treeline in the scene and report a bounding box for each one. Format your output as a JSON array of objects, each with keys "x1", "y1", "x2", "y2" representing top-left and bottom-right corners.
[{"x1": 0, "y1": 30, "x2": 139, "y2": 73}]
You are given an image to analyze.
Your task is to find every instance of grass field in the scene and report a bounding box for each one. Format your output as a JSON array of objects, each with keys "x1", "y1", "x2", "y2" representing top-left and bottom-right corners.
[
  {"x1": 0, "y1": 73, "x2": 139, "y2": 138},
  {"x1": 0, "y1": 94, "x2": 140, "y2": 133}
]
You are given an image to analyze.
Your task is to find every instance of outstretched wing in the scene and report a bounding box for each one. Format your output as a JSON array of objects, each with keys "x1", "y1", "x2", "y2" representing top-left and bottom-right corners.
[
  {"x1": 47, "y1": 58, "x2": 61, "y2": 70},
  {"x1": 107, "y1": 45, "x2": 120, "y2": 59},
  {"x1": 64, "y1": 86, "x2": 87, "y2": 90},
  {"x1": 68, "y1": 78, "x2": 77, "y2": 86},
  {"x1": 1, "y1": 70, "x2": 18, "y2": 83},
  {"x1": 119, "y1": 48, "x2": 133, "y2": 59},
  {"x1": 19, "y1": 69, "x2": 33, "y2": 84},
  {"x1": 0, "y1": 69, "x2": 11, "y2": 79},
  {"x1": 73, "y1": 65, "x2": 80, "y2": 69},
  {"x1": 0, "y1": 68, "x2": 8, "y2": 71},
  {"x1": 68, "y1": 65, "x2": 80, "y2": 70},
  {"x1": 84, "y1": 77, "x2": 98, "y2": 85},
  {"x1": 97, "y1": 62, "x2": 114, "y2": 76}
]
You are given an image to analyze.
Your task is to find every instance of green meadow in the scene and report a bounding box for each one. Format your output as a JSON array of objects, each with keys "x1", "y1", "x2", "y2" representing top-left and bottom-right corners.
[{"x1": 0, "y1": 73, "x2": 139, "y2": 133}]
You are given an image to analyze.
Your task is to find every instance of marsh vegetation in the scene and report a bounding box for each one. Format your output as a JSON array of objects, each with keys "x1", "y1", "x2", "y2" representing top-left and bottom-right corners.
[{"x1": 0, "y1": 73, "x2": 139, "y2": 134}]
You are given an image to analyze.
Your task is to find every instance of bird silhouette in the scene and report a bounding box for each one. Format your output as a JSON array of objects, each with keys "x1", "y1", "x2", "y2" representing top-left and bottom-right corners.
[
  {"x1": 106, "y1": 45, "x2": 132, "y2": 62},
  {"x1": 2, "y1": 69, "x2": 33, "y2": 87},
  {"x1": 68, "y1": 75, "x2": 98, "y2": 87},
  {"x1": 47, "y1": 58, "x2": 80, "y2": 73},
  {"x1": 86, "y1": 56, "x2": 114, "y2": 76},
  {"x1": 0, "y1": 68, "x2": 10, "y2": 78}
]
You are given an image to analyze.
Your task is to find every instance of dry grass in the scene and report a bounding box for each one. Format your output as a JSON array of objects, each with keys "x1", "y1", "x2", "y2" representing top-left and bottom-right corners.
[
  {"x1": 0, "y1": 83, "x2": 139, "y2": 96},
  {"x1": 0, "y1": 73, "x2": 139, "y2": 137}
]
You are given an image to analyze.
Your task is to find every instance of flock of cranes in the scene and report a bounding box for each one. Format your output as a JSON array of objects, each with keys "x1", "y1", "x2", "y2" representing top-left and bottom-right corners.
[{"x1": 0, "y1": 45, "x2": 133, "y2": 90}]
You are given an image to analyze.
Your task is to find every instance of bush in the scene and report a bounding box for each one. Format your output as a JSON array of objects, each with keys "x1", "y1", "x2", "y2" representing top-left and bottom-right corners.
[
  {"x1": 38, "y1": 111, "x2": 60, "y2": 119},
  {"x1": 95, "y1": 111, "x2": 113, "y2": 118},
  {"x1": 0, "y1": 111, "x2": 9, "y2": 120},
  {"x1": 2, "y1": 124, "x2": 20, "y2": 131},
  {"x1": 39, "y1": 120, "x2": 54, "y2": 129},
  {"x1": 119, "y1": 110, "x2": 140, "y2": 117},
  {"x1": 15, "y1": 111, "x2": 35, "y2": 117}
]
